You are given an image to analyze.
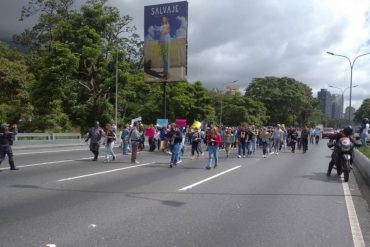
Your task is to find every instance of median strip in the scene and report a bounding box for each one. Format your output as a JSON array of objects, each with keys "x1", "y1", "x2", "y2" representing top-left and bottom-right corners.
[
  {"x1": 178, "y1": 166, "x2": 241, "y2": 191},
  {"x1": 58, "y1": 162, "x2": 156, "y2": 182}
]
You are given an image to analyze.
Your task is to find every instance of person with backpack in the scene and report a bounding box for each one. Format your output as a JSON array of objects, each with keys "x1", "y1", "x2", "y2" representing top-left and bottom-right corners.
[
  {"x1": 85, "y1": 121, "x2": 104, "y2": 161},
  {"x1": 103, "y1": 123, "x2": 117, "y2": 162},
  {"x1": 129, "y1": 122, "x2": 141, "y2": 164},
  {"x1": 121, "y1": 124, "x2": 130, "y2": 155},
  {"x1": 190, "y1": 128, "x2": 202, "y2": 159},
  {"x1": 222, "y1": 127, "x2": 235, "y2": 158}
]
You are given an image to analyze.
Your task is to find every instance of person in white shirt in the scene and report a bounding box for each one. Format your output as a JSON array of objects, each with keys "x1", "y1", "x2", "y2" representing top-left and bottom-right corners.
[
  {"x1": 272, "y1": 125, "x2": 283, "y2": 155},
  {"x1": 360, "y1": 118, "x2": 369, "y2": 146}
]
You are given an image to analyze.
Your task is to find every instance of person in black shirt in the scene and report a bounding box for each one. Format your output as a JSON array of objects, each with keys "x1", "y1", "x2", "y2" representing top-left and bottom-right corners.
[
  {"x1": 169, "y1": 124, "x2": 183, "y2": 167},
  {"x1": 0, "y1": 123, "x2": 19, "y2": 170},
  {"x1": 288, "y1": 128, "x2": 299, "y2": 153}
]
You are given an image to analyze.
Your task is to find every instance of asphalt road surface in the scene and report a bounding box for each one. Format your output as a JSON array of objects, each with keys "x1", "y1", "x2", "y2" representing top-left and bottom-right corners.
[{"x1": 1, "y1": 141, "x2": 370, "y2": 247}]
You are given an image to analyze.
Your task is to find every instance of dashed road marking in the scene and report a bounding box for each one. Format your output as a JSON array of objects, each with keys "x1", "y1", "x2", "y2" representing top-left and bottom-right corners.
[
  {"x1": 58, "y1": 162, "x2": 155, "y2": 182},
  {"x1": 179, "y1": 166, "x2": 241, "y2": 191}
]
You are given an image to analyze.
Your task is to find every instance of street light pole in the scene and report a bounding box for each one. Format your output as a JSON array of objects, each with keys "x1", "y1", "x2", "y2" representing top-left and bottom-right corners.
[
  {"x1": 115, "y1": 48, "x2": 118, "y2": 125},
  {"x1": 220, "y1": 80, "x2": 238, "y2": 125},
  {"x1": 327, "y1": 51, "x2": 370, "y2": 122}
]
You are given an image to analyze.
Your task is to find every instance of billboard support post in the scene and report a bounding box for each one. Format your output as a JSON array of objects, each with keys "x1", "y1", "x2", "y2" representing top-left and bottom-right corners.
[{"x1": 163, "y1": 81, "x2": 167, "y2": 119}]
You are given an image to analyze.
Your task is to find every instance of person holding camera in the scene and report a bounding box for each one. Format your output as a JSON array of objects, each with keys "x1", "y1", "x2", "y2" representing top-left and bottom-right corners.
[
  {"x1": 0, "y1": 123, "x2": 19, "y2": 170},
  {"x1": 85, "y1": 121, "x2": 104, "y2": 161}
]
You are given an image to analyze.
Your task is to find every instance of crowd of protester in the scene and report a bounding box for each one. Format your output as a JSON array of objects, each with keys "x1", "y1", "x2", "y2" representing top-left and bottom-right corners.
[{"x1": 84, "y1": 121, "x2": 323, "y2": 170}]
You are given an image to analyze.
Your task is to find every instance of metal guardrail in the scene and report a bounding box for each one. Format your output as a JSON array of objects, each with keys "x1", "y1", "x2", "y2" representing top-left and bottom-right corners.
[{"x1": 14, "y1": 133, "x2": 82, "y2": 145}]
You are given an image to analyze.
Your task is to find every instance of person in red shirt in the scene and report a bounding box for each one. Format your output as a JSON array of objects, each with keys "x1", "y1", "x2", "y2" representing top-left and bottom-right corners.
[{"x1": 206, "y1": 126, "x2": 221, "y2": 169}]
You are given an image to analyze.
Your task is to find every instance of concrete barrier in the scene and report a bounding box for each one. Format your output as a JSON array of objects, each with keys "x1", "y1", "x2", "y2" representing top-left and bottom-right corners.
[{"x1": 354, "y1": 149, "x2": 370, "y2": 185}]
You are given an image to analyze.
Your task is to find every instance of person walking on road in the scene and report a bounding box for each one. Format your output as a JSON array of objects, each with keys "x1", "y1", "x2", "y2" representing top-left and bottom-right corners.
[
  {"x1": 206, "y1": 127, "x2": 221, "y2": 169},
  {"x1": 260, "y1": 128, "x2": 271, "y2": 158},
  {"x1": 129, "y1": 122, "x2": 141, "y2": 164},
  {"x1": 121, "y1": 124, "x2": 130, "y2": 155},
  {"x1": 272, "y1": 125, "x2": 283, "y2": 155},
  {"x1": 360, "y1": 118, "x2": 369, "y2": 146},
  {"x1": 169, "y1": 124, "x2": 183, "y2": 168},
  {"x1": 237, "y1": 126, "x2": 247, "y2": 158},
  {"x1": 190, "y1": 128, "x2": 202, "y2": 159},
  {"x1": 0, "y1": 123, "x2": 19, "y2": 170},
  {"x1": 223, "y1": 127, "x2": 235, "y2": 158},
  {"x1": 103, "y1": 123, "x2": 117, "y2": 162},
  {"x1": 301, "y1": 126, "x2": 309, "y2": 153},
  {"x1": 85, "y1": 121, "x2": 104, "y2": 161}
]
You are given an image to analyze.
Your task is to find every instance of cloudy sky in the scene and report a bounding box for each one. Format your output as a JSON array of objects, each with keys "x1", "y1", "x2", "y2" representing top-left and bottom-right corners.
[{"x1": 1, "y1": 0, "x2": 370, "y2": 109}]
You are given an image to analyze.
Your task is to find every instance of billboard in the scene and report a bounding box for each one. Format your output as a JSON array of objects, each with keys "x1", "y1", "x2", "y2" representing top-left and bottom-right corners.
[{"x1": 144, "y1": 1, "x2": 188, "y2": 82}]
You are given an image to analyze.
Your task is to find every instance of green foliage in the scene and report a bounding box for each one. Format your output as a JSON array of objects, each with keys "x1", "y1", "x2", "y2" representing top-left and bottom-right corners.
[
  {"x1": 358, "y1": 146, "x2": 370, "y2": 159},
  {"x1": 354, "y1": 98, "x2": 370, "y2": 124},
  {"x1": 245, "y1": 76, "x2": 319, "y2": 126},
  {"x1": 0, "y1": 41, "x2": 33, "y2": 124},
  {"x1": 215, "y1": 94, "x2": 268, "y2": 126},
  {"x1": 7, "y1": 1, "x2": 323, "y2": 133}
]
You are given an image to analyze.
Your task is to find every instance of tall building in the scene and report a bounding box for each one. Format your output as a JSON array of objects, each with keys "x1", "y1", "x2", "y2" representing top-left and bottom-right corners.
[
  {"x1": 331, "y1": 94, "x2": 343, "y2": 119},
  {"x1": 344, "y1": 106, "x2": 356, "y2": 121},
  {"x1": 317, "y1": 89, "x2": 332, "y2": 118}
]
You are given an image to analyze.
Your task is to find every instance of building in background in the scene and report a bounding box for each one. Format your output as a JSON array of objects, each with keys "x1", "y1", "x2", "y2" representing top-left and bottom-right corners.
[
  {"x1": 317, "y1": 89, "x2": 332, "y2": 118},
  {"x1": 344, "y1": 106, "x2": 356, "y2": 121},
  {"x1": 330, "y1": 94, "x2": 343, "y2": 119}
]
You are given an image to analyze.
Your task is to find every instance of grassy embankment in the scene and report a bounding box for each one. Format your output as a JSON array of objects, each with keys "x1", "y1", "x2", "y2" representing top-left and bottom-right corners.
[{"x1": 358, "y1": 146, "x2": 370, "y2": 159}]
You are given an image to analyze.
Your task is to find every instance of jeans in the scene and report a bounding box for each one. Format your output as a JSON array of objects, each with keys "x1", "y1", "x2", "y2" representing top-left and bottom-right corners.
[
  {"x1": 122, "y1": 141, "x2": 129, "y2": 155},
  {"x1": 191, "y1": 141, "x2": 200, "y2": 155},
  {"x1": 105, "y1": 142, "x2": 116, "y2": 160},
  {"x1": 273, "y1": 138, "x2": 280, "y2": 153},
  {"x1": 238, "y1": 142, "x2": 246, "y2": 155},
  {"x1": 361, "y1": 133, "x2": 368, "y2": 146},
  {"x1": 0, "y1": 145, "x2": 16, "y2": 169},
  {"x1": 170, "y1": 143, "x2": 181, "y2": 165},
  {"x1": 131, "y1": 141, "x2": 139, "y2": 163},
  {"x1": 225, "y1": 143, "x2": 232, "y2": 157},
  {"x1": 246, "y1": 141, "x2": 252, "y2": 155},
  {"x1": 251, "y1": 139, "x2": 257, "y2": 153},
  {"x1": 207, "y1": 145, "x2": 219, "y2": 168},
  {"x1": 197, "y1": 142, "x2": 203, "y2": 153},
  {"x1": 262, "y1": 141, "x2": 268, "y2": 155}
]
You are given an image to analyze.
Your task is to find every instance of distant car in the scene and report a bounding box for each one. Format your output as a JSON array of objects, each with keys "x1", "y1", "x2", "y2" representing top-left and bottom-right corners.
[{"x1": 322, "y1": 128, "x2": 336, "y2": 138}]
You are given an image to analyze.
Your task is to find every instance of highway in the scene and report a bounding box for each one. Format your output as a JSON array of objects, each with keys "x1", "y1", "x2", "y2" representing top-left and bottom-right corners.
[{"x1": 0, "y1": 142, "x2": 369, "y2": 247}]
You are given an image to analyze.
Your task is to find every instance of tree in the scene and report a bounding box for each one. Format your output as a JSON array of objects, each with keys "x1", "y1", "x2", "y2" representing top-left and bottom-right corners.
[
  {"x1": 354, "y1": 98, "x2": 370, "y2": 124},
  {"x1": 0, "y1": 42, "x2": 33, "y2": 125},
  {"x1": 14, "y1": 0, "x2": 141, "y2": 132},
  {"x1": 216, "y1": 94, "x2": 268, "y2": 126},
  {"x1": 245, "y1": 76, "x2": 318, "y2": 126}
]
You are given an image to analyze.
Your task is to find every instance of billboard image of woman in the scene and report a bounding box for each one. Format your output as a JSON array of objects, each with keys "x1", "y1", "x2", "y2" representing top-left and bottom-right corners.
[{"x1": 144, "y1": 1, "x2": 188, "y2": 82}]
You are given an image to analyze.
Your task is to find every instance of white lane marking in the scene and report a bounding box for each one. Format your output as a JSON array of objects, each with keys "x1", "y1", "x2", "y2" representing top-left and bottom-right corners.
[
  {"x1": 178, "y1": 166, "x2": 241, "y2": 191},
  {"x1": 342, "y1": 181, "x2": 365, "y2": 247},
  {"x1": 15, "y1": 148, "x2": 88, "y2": 155},
  {"x1": 0, "y1": 156, "x2": 104, "y2": 170},
  {"x1": 58, "y1": 162, "x2": 155, "y2": 182}
]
